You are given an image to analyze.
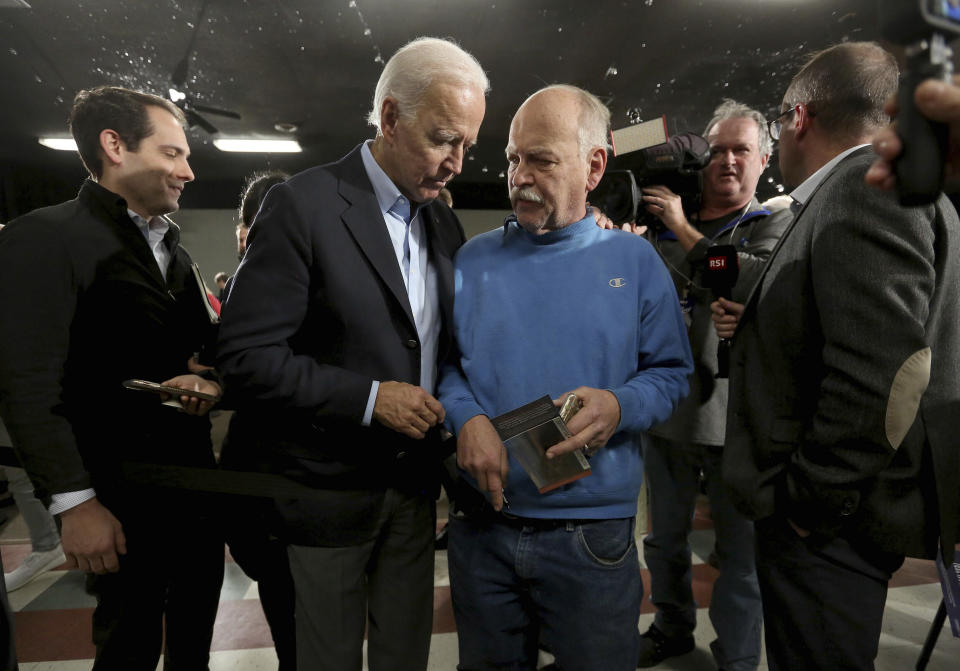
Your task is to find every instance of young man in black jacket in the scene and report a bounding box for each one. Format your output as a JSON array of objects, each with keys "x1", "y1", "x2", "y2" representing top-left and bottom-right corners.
[{"x1": 0, "y1": 86, "x2": 223, "y2": 669}]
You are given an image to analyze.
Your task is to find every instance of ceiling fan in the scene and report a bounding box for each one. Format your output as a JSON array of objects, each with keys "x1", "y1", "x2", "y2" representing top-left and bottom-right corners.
[{"x1": 167, "y1": 0, "x2": 240, "y2": 134}]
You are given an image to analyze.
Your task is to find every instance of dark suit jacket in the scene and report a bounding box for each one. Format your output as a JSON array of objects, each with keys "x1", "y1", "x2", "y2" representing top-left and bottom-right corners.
[
  {"x1": 0, "y1": 180, "x2": 217, "y2": 511},
  {"x1": 216, "y1": 145, "x2": 465, "y2": 546},
  {"x1": 724, "y1": 148, "x2": 960, "y2": 560}
]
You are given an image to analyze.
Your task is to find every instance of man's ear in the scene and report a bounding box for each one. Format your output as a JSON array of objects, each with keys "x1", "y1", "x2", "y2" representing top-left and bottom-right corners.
[
  {"x1": 585, "y1": 147, "x2": 607, "y2": 191},
  {"x1": 760, "y1": 152, "x2": 770, "y2": 171},
  {"x1": 99, "y1": 129, "x2": 124, "y2": 169},
  {"x1": 380, "y1": 97, "x2": 401, "y2": 144},
  {"x1": 793, "y1": 103, "x2": 813, "y2": 141}
]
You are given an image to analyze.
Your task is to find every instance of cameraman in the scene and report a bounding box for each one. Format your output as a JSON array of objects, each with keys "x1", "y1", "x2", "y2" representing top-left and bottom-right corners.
[{"x1": 636, "y1": 100, "x2": 790, "y2": 670}]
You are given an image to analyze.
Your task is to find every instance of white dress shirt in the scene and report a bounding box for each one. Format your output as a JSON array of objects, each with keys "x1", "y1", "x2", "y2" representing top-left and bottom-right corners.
[{"x1": 359, "y1": 141, "x2": 441, "y2": 426}]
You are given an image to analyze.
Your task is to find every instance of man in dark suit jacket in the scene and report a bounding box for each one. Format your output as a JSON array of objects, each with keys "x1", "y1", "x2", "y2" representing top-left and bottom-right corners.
[
  {"x1": 0, "y1": 87, "x2": 224, "y2": 668},
  {"x1": 711, "y1": 42, "x2": 960, "y2": 670},
  {"x1": 216, "y1": 37, "x2": 488, "y2": 671}
]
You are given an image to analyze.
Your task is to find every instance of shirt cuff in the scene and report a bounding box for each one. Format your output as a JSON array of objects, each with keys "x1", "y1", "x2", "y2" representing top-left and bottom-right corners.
[
  {"x1": 362, "y1": 381, "x2": 380, "y2": 427},
  {"x1": 447, "y1": 402, "x2": 487, "y2": 435},
  {"x1": 49, "y1": 488, "x2": 97, "y2": 516}
]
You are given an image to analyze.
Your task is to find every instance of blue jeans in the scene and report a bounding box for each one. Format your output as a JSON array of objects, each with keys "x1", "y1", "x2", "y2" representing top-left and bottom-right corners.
[
  {"x1": 448, "y1": 513, "x2": 641, "y2": 671},
  {"x1": 642, "y1": 434, "x2": 762, "y2": 671}
]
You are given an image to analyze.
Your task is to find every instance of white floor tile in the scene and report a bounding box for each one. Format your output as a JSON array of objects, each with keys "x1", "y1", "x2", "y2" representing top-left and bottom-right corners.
[{"x1": 21, "y1": 661, "x2": 95, "y2": 670}]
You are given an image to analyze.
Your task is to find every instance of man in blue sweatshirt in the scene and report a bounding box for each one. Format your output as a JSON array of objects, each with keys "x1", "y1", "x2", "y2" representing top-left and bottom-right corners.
[{"x1": 437, "y1": 85, "x2": 693, "y2": 671}]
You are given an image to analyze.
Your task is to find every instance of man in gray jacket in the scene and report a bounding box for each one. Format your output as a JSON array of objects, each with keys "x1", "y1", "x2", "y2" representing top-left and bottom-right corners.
[
  {"x1": 637, "y1": 100, "x2": 789, "y2": 670},
  {"x1": 714, "y1": 41, "x2": 960, "y2": 670}
]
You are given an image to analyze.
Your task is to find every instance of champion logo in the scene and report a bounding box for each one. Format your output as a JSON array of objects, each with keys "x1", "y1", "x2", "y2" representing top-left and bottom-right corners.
[{"x1": 609, "y1": 278, "x2": 626, "y2": 288}]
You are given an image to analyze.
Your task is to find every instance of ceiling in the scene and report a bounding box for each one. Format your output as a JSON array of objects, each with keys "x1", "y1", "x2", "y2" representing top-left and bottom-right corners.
[{"x1": 0, "y1": 0, "x2": 916, "y2": 215}]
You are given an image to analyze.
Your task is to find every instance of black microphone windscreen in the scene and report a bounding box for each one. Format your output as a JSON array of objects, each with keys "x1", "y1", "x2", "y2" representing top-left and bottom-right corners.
[{"x1": 702, "y1": 244, "x2": 739, "y2": 298}]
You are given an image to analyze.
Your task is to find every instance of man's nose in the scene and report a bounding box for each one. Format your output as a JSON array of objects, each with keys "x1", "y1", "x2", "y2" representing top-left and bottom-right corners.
[
  {"x1": 445, "y1": 145, "x2": 464, "y2": 175},
  {"x1": 511, "y1": 162, "x2": 533, "y2": 188},
  {"x1": 178, "y1": 157, "x2": 195, "y2": 183}
]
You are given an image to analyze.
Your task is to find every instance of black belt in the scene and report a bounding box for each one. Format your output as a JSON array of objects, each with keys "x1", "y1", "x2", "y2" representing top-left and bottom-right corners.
[{"x1": 119, "y1": 462, "x2": 366, "y2": 499}]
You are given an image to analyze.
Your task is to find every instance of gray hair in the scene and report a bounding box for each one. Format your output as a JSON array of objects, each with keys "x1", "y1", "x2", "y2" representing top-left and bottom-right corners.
[
  {"x1": 703, "y1": 98, "x2": 772, "y2": 157},
  {"x1": 529, "y1": 84, "x2": 611, "y2": 158},
  {"x1": 784, "y1": 41, "x2": 898, "y2": 142},
  {"x1": 366, "y1": 37, "x2": 490, "y2": 131}
]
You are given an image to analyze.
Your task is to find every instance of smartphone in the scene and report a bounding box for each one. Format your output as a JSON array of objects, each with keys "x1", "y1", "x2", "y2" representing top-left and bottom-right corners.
[{"x1": 122, "y1": 378, "x2": 220, "y2": 402}]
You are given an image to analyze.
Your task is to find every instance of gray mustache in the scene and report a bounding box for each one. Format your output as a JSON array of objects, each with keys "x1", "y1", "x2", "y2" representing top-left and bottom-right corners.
[{"x1": 510, "y1": 188, "x2": 544, "y2": 204}]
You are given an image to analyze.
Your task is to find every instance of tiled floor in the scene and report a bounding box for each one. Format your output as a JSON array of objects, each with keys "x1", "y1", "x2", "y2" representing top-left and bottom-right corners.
[{"x1": 2, "y1": 499, "x2": 957, "y2": 670}]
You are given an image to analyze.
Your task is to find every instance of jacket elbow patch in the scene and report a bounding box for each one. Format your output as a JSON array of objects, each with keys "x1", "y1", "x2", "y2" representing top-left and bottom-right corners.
[{"x1": 884, "y1": 347, "x2": 931, "y2": 450}]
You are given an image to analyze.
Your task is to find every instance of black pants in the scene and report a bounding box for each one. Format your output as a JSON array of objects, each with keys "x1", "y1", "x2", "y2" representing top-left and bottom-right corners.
[
  {"x1": 755, "y1": 516, "x2": 904, "y2": 671},
  {"x1": 224, "y1": 497, "x2": 296, "y2": 671},
  {"x1": 0, "y1": 551, "x2": 18, "y2": 671},
  {"x1": 86, "y1": 498, "x2": 224, "y2": 671},
  {"x1": 219, "y1": 414, "x2": 297, "y2": 671}
]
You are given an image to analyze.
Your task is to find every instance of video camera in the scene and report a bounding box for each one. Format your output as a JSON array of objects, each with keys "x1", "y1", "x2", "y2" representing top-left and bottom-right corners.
[
  {"x1": 881, "y1": 0, "x2": 960, "y2": 205},
  {"x1": 590, "y1": 117, "x2": 712, "y2": 229}
]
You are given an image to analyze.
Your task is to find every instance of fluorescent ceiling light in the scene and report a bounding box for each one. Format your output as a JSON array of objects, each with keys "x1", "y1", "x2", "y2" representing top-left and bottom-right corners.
[
  {"x1": 213, "y1": 138, "x2": 302, "y2": 153},
  {"x1": 38, "y1": 137, "x2": 78, "y2": 151}
]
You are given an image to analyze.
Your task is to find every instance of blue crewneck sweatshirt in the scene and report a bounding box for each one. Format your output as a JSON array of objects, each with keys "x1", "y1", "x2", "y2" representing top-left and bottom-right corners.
[{"x1": 438, "y1": 214, "x2": 693, "y2": 519}]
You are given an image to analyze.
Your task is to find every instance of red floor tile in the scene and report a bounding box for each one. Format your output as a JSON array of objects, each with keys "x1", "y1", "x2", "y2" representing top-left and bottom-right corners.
[
  {"x1": 692, "y1": 498, "x2": 715, "y2": 531},
  {"x1": 433, "y1": 585, "x2": 455, "y2": 634},
  {"x1": 14, "y1": 608, "x2": 95, "y2": 662},
  {"x1": 890, "y1": 557, "x2": 941, "y2": 588}
]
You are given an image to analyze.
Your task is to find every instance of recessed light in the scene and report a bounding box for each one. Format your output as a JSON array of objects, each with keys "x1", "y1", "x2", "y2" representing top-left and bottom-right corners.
[
  {"x1": 38, "y1": 137, "x2": 77, "y2": 151},
  {"x1": 213, "y1": 138, "x2": 302, "y2": 153}
]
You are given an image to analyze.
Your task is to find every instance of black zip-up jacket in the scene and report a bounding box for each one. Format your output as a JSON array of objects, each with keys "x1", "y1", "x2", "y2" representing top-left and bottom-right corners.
[{"x1": 0, "y1": 180, "x2": 217, "y2": 506}]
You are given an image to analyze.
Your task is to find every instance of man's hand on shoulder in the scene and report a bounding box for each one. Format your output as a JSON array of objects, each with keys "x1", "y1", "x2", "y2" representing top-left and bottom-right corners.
[
  {"x1": 161, "y1": 374, "x2": 222, "y2": 416},
  {"x1": 456, "y1": 414, "x2": 508, "y2": 511},
  {"x1": 373, "y1": 381, "x2": 444, "y2": 439},
  {"x1": 59, "y1": 498, "x2": 126, "y2": 574},
  {"x1": 546, "y1": 386, "x2": 621, "y2": 458},
  {"x1": 591, "y1": 205, "x2": 648, "y2": 236}
]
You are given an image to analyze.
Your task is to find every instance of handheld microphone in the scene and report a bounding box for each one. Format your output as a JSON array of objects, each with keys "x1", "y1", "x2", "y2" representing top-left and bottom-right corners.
[
  {"x1": 879, "y1": 0, "x2": 958, "y2": 205},
  {"x1": 701, "y1": 245, "x2": 739, "y2": 378}
]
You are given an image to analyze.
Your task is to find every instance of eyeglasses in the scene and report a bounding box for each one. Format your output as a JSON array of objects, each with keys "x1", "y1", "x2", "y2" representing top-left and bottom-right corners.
[{"x1": 767, "y1": 107, "x2": 796, "y2": 141}]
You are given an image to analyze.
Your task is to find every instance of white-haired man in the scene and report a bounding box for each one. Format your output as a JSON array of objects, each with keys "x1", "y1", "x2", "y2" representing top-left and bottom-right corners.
[
  {"x1": 635, "y1": 100, "x2": 790, "y2": 670},
  {"x1": 217, "y1": 37, "x2": 488, "y2": 670},
  {"x1": 437, "y1": 85, "x2": 692, "y2": 671}
]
